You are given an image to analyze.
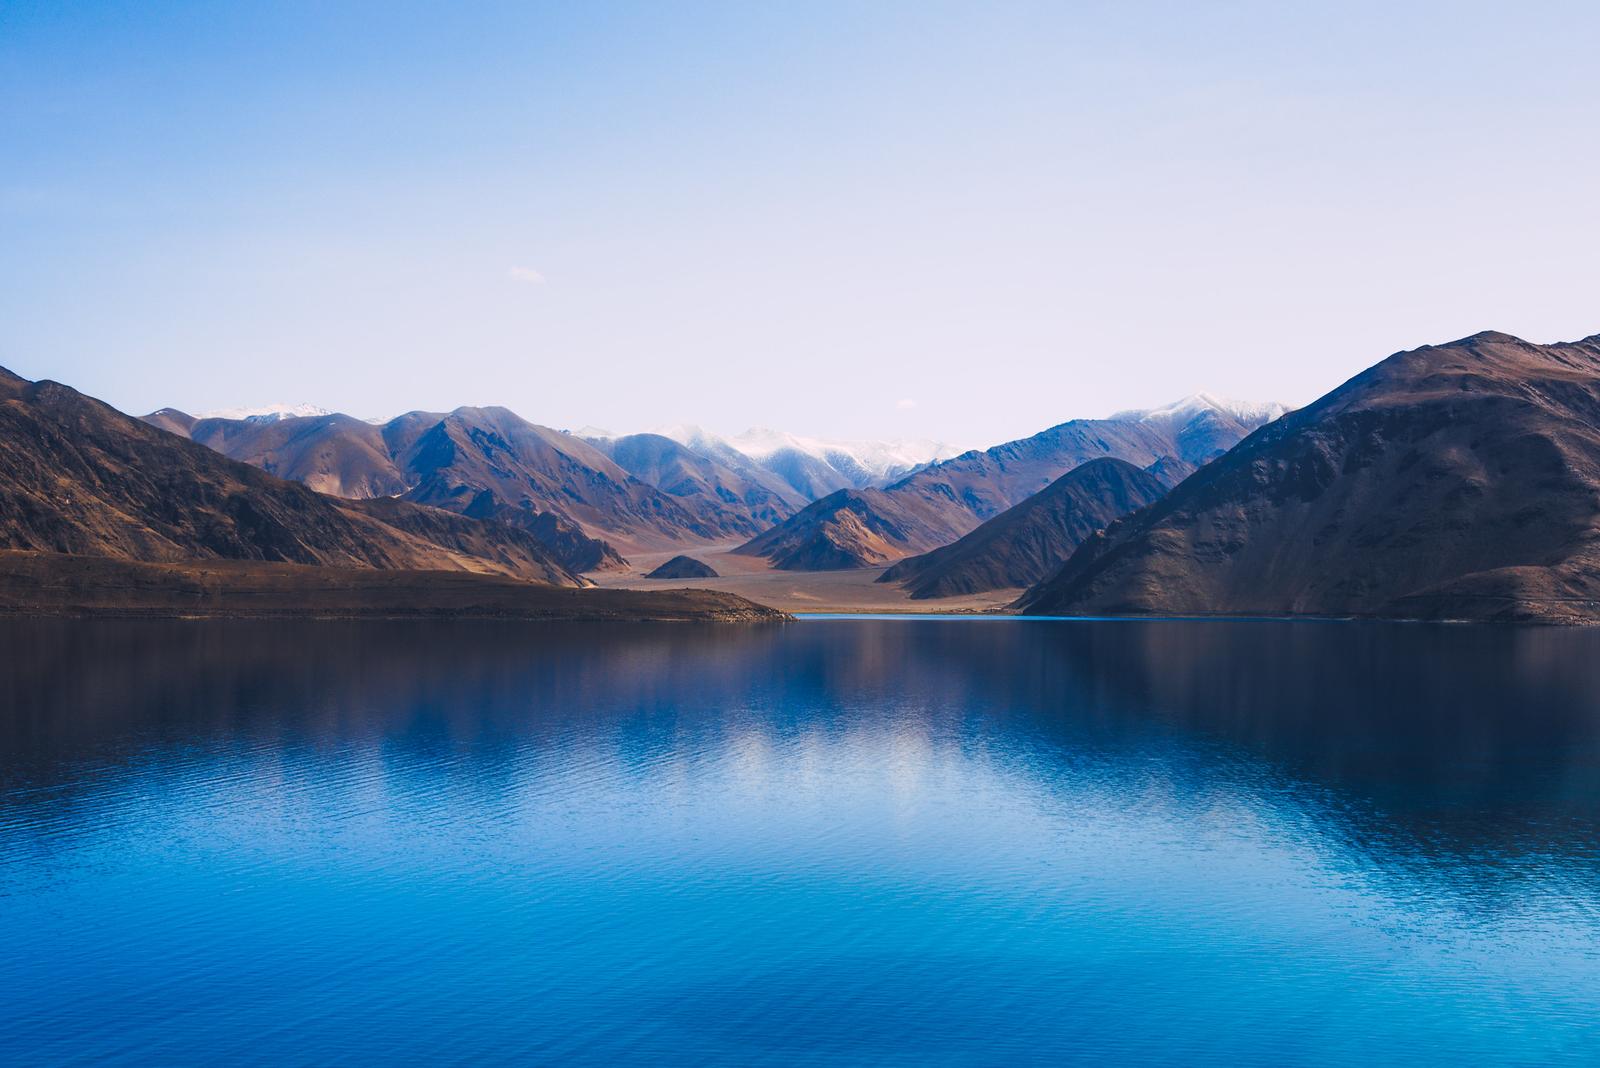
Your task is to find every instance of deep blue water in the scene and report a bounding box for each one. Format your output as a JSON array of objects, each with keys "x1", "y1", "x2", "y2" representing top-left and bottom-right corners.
[{"x1": 3, "y1": 618, "x2": 1599, "y2": 1065}]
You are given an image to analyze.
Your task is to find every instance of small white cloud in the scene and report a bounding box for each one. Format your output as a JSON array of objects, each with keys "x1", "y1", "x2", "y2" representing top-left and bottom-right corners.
[
  {"x1": 895, "y1": 398, "x2": 917, "y2": 410},
  {"x1": 508, "y1": 266, "x2": 546, "y2": 285}
]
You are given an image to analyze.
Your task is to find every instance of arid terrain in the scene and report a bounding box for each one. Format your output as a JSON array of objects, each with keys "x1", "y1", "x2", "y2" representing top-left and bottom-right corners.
[
  {"x1": 0, "y1": 367, "x2": 785, "y2": 622},
  {"x1": 591, "y1": 544, "x2": 1020, "y2": 613},
  {"x1": 12, "y1": 331, "x2": 1600, "y2": 623},
  {"x1": 1021, "y1": 332, "x2": 1600, "y2": 623}
]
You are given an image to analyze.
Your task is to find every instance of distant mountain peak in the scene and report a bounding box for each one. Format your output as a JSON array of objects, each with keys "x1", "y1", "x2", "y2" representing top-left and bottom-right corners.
[
  {"x1": 1111, "y1": 393, "x2": 1289, "y2": 428},
  {"x1": 607, "y1": 424, "x2": 966, "y2": 499},
  {"x1": 195, "y1": 402, "x2": 334, "y2": 423},
  {"x1": 1454, "y1": 329, "x2": 1525, "y2": 346},
  {"x1": 642, "y1": 423, "x2": 712, "y2": 445},
  {"x1": 727, "y1": 427, "x2": 959, "y2": 464}
]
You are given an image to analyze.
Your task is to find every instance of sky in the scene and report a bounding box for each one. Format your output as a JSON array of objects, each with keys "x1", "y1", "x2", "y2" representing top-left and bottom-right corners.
[{"x1": 3, "y1": 1, "x2": 1599, "y2": 449}]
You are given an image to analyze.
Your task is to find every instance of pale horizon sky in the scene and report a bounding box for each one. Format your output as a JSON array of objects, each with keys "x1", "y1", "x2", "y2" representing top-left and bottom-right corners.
[{"x1": 4, "y1": 2, "x2": 1599, "y2": 449}]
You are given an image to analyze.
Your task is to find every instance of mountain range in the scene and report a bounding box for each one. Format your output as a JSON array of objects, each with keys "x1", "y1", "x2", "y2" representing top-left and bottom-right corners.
[
  {"x1": 734, "y1": 395, "x2": 1285, "y2": 571},
  {"x1": 879, "y1": 458, "x2": 1171, "y2": 598},
  {"x1": 145, "y1": 407, "x2": 967, "y2": 567},
  {"x1": 195, "y1": 403, "x2": 336, "y2": 423},
  {"x1": 584, "y1": 432, "x2": 808, "y2": 532},
  {"x1": 588, "y1": 426, "x2": 962, "y2": 500},
  {"x1": 1019, "y1": 332, "x2": 1600, "y2": 623},
  {"x1": 11, "y1": 328, "x2": 1600, "y2": 623},
  {"x1": 0, "y1": 366, "x2": 782, "y2": 621},
  {"x1": 152, "y1": 392, "x2": 1281, "y2": 578},
  {"x1": 1, "y1": 368, "x2": 576, "y2": 585},
  {"x1": 144, "y1": 406, "x2": 732, "y2": 568}
]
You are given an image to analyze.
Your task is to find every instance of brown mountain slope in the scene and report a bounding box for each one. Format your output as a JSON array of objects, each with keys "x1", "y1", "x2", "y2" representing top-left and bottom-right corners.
[
  {"x1": 732, "y1": 487, "x2": 979, "y2": 570},
  {"x1": 148, "y1": 405, "x2": 760, "y2": 563},
  {"x1": 884, "y1": 397, "x2": 1280, "y2": 520},
  {"x1": 141, "y1": 407, "x2": 626, "y2": 571},
  {"x1": 590, "y1": 432, "x2": 806, "y2": 534},
  {"x1": 0, "y1": 368, "x2": 578, "y2": 587},
  {"x1": 878, "y1": 459, "x2": 1170, "y2": 599},
  {"x1": 736, "y1": 397, "x2": 1281, "y2": 570},
  {"x1": 397, "y1": 409, "x2": 738, "y2": 549},
  {"x1": 142, "y1": 407, "x2": 197, "y2": 437},
  {"x1": 882, "y1": 421, "x2": 1173, "y2": 522},
  {"x1": 377, "y1": 412, "x2": 627, "y2": 571},
  {"x1": 188, "y1": 413, "x2": 410, "y2": 498},
  {"x1": 1018, "y1": 332, "x2": 1600, "y2": 623}
]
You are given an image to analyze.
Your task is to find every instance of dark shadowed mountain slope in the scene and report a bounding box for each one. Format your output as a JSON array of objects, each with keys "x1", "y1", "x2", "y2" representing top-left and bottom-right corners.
[
  {"x1": 338, "y1": 497, "x2": 592, "y2": 581},
  {"x1": 1019, "y1": 332, "x2": 1600, "y2": 623},
  {"x1": 587, "y1": 432, "x2": 806, "y2": 535},
  {"x1": 878, "y1": 459, "x2": 1170, "y2": 599},
  {"x1": 736, "y1": 396, "x2": 1282, "y2": 570},
  {"x1": 497, "y1": 509, "x2": 621, "y2": 574},
  {"x1": 1, "y1": 368, "x2": 578, "y2": 587},
  {"x1": 644, "y1": 555, "x2": 719, "y2": 579},
  {"x1": 884, "y1": 395, "x2": 1281, "y2": 522},
  {"x1": 1142, "y1": 454, "x2": 1197, "y2": 486},
  {"x1": 393, "y1": 408, "x2": 729, "y2": 550}
]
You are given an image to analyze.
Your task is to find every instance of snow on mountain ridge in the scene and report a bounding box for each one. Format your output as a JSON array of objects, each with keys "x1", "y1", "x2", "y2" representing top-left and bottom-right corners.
[
  {"x1": 1110, "y1": 393, "x2": 1289, "y2": 428},
  {"x1": 196, "y1": 403, "x2": 334, "y2": 423},
  {"x1": 576, "y1": 424, "x2": 965, "y2": 499},
  {"x1": 727, "y1": 428, "x2": 961, "y2": 477}
]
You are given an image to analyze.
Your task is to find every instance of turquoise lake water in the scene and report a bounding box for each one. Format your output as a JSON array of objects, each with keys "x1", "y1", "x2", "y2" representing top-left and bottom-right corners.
[{"x1": 2, "y1": 618, "x2": 1598, "y2": 1064}]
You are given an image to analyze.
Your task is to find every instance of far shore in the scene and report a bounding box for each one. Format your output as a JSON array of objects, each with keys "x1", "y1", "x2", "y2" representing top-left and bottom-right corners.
[
  {"x1": 589, "y1": 542, "x2": 1022, "y2": 615},
  {"x1": 0, "y1": 552, "x2": 790, "y2": 623}
]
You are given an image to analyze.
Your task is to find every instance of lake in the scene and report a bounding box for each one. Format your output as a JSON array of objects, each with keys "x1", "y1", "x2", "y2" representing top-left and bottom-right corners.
[{"x1": 3, "y1": 618, "x2": 1598, "y2": 1064}]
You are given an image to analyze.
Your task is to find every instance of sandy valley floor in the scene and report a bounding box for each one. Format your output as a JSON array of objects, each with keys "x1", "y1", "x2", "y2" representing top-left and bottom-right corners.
[{"x1": 589, "y1": 542, "x2": 1021, "y2": 615}]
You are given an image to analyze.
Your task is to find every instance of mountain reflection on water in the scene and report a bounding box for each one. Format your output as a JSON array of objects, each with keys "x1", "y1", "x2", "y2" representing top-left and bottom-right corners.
[{"x1": 2, "y1": 619, "x2": 1598, "y2": 1064}]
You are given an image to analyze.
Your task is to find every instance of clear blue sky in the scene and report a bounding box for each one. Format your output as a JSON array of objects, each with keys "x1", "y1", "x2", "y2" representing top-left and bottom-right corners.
[{"x1": 3, "y1": 1, "x2": 1598, "y2": 446}]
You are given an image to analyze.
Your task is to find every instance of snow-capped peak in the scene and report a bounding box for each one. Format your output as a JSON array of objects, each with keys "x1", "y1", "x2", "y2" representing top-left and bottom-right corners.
[
  {"x1": 728, "y1": 428, "x2": 960, "y2": 473},
  {"x1": 647, "y1": 423, "x2": 717, "y2": 448},
  {"x1": 1112, "y1": 393, "x2": 1289, "y2": 429},
  {"x1": 196, "y1": 403, "x2": 333, "y2": 424},
  {"x1": 633, "y1": 424, "x2": 965, "y2": 491}
]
